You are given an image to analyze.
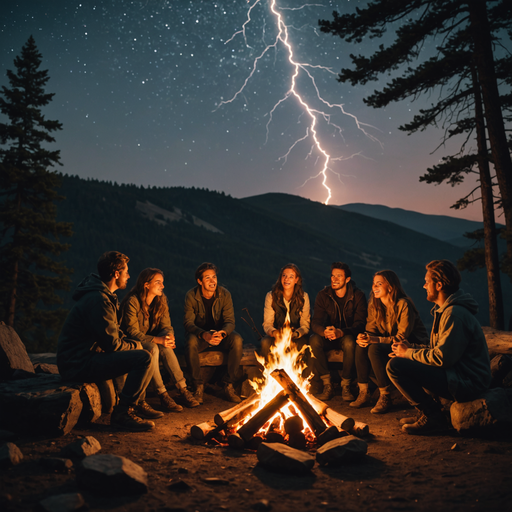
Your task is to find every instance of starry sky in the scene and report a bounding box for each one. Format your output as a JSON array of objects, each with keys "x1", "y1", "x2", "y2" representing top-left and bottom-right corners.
[{"x1": 1, "y1": 0, "x2": 494, "y2": 221}]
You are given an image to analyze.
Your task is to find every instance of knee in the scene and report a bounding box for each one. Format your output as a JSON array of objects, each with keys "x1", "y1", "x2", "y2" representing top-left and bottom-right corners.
[
  {"x1": 186, "y1": 334, "x2": 200, "y2": 352},
  {"x1": 342, "y1": 335, "x2": 356, "y2": 352},
  {"x1": 231, "y1": 331, "x2": 243, "y2": 350},
  {"x1": 309, "y1": 333, "x2": 323, "y2": 351}
]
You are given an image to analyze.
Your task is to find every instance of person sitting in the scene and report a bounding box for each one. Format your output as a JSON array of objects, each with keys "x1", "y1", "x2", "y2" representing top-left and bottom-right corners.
[
  {"x1": 120, "y1": 268, "x2": 199, "y2": 412},
  {"x1": 387, "y1": 260, "x2": 491, "y2": 434},
  {"x1": 352, "y1": 269, "x2": 428, "y2": 414},
  {"x1": 309, "y1": 262, "x2": 367, "y2": 401},
  {"x1": 184, "y1": 262, "x2": 243, "y2": 404},
  {"x1": 57, "y1": 251, "x2": 160, "y2": 432},
  {"x1": 260, "y1": 264, "x2": 311, "y2": 368}
]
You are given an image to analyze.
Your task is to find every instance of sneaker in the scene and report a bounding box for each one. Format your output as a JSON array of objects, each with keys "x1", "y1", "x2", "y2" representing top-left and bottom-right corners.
[
  {"x1": 224, "y1": 383, "x2": 242, "y2": 403},
  {"x1": 402, "y1": 412, "x2": 449, "y2": 435},
  {"x1": 111, "y1": 405, "x2": 155, "y2": 432},
  {"x1": 159, "y1": 391, "x2": 183, "y2": 412},
  {"x1": 371, "y1": 393, "x2": 392, "y2": 414},
  {"x1": 316, "y1": 383, "x2": 334, "y2": 401},
  {"x1": 341, "y1": 385, "x2": 355, "y2": 402},
  {"x1": 194, "y1": 384, "x2": 204, "y2": 405},
  {"x1": 180, "y1": 388, "x2": 200, "y2": 408},
  {"x1": 133, "y1": 400, "x2": 165, "y2": 419},
  {"x1": 350, "y1": 387, "x2": 371, "y2": 408}
]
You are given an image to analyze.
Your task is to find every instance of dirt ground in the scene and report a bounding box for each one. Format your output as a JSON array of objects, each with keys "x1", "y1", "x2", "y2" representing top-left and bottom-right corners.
[{"x1": 1, "y1": 384, "x2": 512, "y2": 512}]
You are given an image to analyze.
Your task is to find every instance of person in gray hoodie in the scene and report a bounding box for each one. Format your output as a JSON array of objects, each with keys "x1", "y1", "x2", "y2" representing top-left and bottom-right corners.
[
  {"x1": 387, "y1": 259, "x2": 491, "y2": 435},
  {"x1": 57, "y1": 251, "x2": 161, "y2": 432}
]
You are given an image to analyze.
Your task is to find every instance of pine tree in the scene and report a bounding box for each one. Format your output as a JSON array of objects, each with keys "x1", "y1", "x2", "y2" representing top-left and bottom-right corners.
[{"x1": 0, "y1": 36, "x2": 73, "y2": 350}]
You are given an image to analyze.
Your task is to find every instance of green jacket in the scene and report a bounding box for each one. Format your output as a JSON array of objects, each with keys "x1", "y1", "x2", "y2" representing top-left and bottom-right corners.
[
  {"x1": 120, "y1": 294, "x2": 173, "y2": 344},
  {"x1": 57, "y1": 274, "x2": 138, "y2": 380},
  {"x1": 183, "y1": 285, "x2": 235, "y2": 338},
  {"x1": 366, "y1": 296, "x2": 429, "y2": 346},
  {"x1": 404, "y1": 290, "x2": 491, "y2": 401}
]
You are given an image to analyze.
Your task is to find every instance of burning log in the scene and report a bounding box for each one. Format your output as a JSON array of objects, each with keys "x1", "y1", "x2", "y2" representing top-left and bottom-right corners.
[
  {"x1": 213, "y1": 393, "x2": 261, "y2": 426},
  {"x1": 271, "y1": 369, "x2": 326, "y2": 437},
  {"x1": 353, "y1": 421, "x2": 370, "y2": 437},
  {"x1": 237, "y1": 390, "x2": 290, "y2": 443},
  {"x1": 190, "y1": 422, "x2": 217, "y2": 441},
  {"x1": 306, "y1": 393, "x2": 356, "y2": 432}
]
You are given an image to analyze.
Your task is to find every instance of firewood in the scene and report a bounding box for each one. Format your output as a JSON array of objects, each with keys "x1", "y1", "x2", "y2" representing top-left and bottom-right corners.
[
  {"x1": 271, "y1": 369, "x2": 326, "y2": 436},
  {"x1": 227, "y1": 432, "x2": 245, "y2": 449},
  {"x1": 283, "y1": 415, "x2": 303, "y2": 435},
  {"x1": 306, "y1": 393, "x2": 356, "y2": 432},
  {"x1": 190, "y1": 422, "x2": 216, "y2": 440},
  {"x1": 214, "y1": 393, "x2": 261, "y2": 426},
  {"x1": 352, "y1": 421, "x2": 370, "y2": 437},
  {"x1": 237, "y1": 390, "x2": 289, "y2": 443}
]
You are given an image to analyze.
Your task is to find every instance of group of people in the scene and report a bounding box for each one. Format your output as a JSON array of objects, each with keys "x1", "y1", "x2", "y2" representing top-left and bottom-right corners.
[{"x1": 57, "y1": 251, "x2": 491, "y2": 436}]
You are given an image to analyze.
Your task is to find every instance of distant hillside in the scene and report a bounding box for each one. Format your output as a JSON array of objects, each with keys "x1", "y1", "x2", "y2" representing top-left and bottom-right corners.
[{"x1": 336, "y1": 203, "x2": 500, "y2": 246}]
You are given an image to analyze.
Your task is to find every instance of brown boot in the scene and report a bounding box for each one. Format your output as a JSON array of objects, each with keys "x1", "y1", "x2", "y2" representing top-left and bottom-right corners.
[
  {"x1": 224, "y1": 383, "x2": 241, "y2": 403},
  {"x1": 371, "y1": 392, "x2": 392, "y2": 414},
  {"x1": 194, "y1": 384, "x2": 204, "y2": 404},
  {"x1": 316, "y1": 382, "x2": 334, "y2": 401},
  {"x1": 179, "y1": 387, "x2": 200, "y2": 408},
  {"x1": 350, "y1": 383, "x2": 371, "y2": 408},
  {"x1": 159, "y1": 391, "x2": 183, "y2": 412},
  {"x1": 111, "y1": 404, "x2": 155, "y2": 432},
  {"x1": 133, "y1": 400, "x2": 165, "y2": 419}
]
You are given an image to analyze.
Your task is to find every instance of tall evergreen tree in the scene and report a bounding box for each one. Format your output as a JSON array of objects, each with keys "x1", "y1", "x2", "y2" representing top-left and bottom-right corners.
[{"x1": 0, "y1": 36, "x2": 73, "y2": 350}]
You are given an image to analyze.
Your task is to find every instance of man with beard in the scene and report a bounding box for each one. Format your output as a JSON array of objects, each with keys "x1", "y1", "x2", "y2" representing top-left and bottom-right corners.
[
  {"x1": 57, "y1": 251, "x2": 161, "y2": 432},
  {"x1": 387, "y1": 259, "x2": 491, "y2": 434},
  {"x1": 309, "y1": 262, "x2": 367, "y2": 401},
  {"x1": 184, "y1": 262, "x2": 243, "y2": 404}
]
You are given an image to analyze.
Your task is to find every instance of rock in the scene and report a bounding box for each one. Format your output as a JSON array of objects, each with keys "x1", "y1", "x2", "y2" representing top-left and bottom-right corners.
[
  {"x1": 39, "y1": 493, "x2": 85, "y2": 512},
  {"x1": 0, "y1": 442, "x2": 23, "y2": 468},
  {"x1": 253, "y1": 499, "x2": 272, "y2": 511},
  {"x1": 316, "y1": 435, "x2": 368, "y2": 466},
  {"x1": 95, "y1": 379, "x2": 117, "y2": 414},
  {"x1": 78, "y1": 383, "x2": 102, "y2": 424},
  {"x1": 168, "y1": 479, "x2": 193, "y2": 492},
  {"x1": 76, "y1": 454, "x2": 148, "y2": 494},
  {"x1": 0, "y1": 374, "x2": 82, "y2": 436},
  {"x1": 490, "y1": 354, "x2": 512, "y2": 386},
  {"x1": 0, "y1": 323, "x2": 34, "y2": 378},
  {"x1": 29, "y1": 353, "x2": 57, "y2": 365},
  {"x1": 257, "y1": 442, "x2": 315, "y2": 474},
  {"x1": 63, "y1": 436, "x2": 101, "y2": 458},
  {"x1": 34, "y1": 363, "x2": 60, "y2": 375},
  {"x1": 40, "y1": 457, "x2": 74, "y2": 472}
]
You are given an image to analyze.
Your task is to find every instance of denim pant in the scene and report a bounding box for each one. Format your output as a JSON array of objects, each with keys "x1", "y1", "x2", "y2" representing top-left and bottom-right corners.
[
  {"x1": 185, "y1": 331, "x2": 243, "y2": 386},
  {"x1": 72, "y1": 349, "x2": 153, "y2": 406},
  {"x1": 387, "y1": 357, "x2": 452, "y2": 409},
  {"x1": 355, "y1": 342, "x2": 393, "y2": 388},
  {"x1": 309, "y1": 333, "x2": 355, "y2": 380}
]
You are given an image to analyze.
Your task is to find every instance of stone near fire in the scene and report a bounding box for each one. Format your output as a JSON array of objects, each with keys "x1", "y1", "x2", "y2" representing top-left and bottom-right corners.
[
  {"x1": 76, "y1": 454, "x2": 148, "y2": 495},
  {"x1": 34, "y1": 362, "x2": 60, "y2": 375},
  {"x1": 257, "y1": 442, "x2": 315, "y2": 474},
  {"x1": 40, "y1": 457, "x2": 74, "y2": 472},
  {"x1": 78, "y1": 383, "x2": 102, "y2": 424},
  {"x1": 450, "y1": 387, "x2": 512, "y2": 432},
  {"x1": 0, "y1": 442, "x2": 23, "y2": 468},
  {"x1": 95, "y1": 379, "x2": 117, "y2": 414},
  {"x1": 39, "y1": 492, "x2": 85, "y2": 512},
  {"x1": 316, "y1": 435, "x2": 368, "y2": 466},
  {"x1": 0, "y1": 322, "x2": 34, "y2": 378},
  {"x1": 63, "y1": 436, "x2": 101, "y2": 458}
]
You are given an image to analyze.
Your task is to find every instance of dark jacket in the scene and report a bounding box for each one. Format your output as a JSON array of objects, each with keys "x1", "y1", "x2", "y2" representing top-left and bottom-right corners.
[
  {"x1": 311, "y1": 282, "x2": 367, "y2": 338},
  {"x1": 183, "y1": 285, "x2": 235, "y2": 338},
  {"x1": 57, "y1": 274, "x2": 138, "y2": 380}
]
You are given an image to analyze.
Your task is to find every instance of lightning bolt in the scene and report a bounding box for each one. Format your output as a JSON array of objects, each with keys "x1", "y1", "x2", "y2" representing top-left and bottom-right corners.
[{"x1": 215, "y1": 0, "x2": 380, "y2": 205}]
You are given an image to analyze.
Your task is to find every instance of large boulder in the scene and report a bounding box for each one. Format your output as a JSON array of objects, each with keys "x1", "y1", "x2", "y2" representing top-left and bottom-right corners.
[
  {"x1": 0, "y1": 323, "x2": 34, "y2": 379},
  {"x1": 257, "y1": 442, "x2": 315, "y2": 474},
  {"x1": 316, "y1": 435, "x2": 368, "y2": 466}
]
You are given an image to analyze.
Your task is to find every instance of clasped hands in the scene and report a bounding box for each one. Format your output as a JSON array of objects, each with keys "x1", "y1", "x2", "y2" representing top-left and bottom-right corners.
[
  {"x1": 389, "y1": 334, "x2": 411, "y2": 358},
  {"x1": 154, "y1": 333, "x2": 176, "y2": 349},
  {"x1": 324, "y1": 326, "x2": 343, "y2": 340},
  {"x1": 202, "y1": 330, "x2": 227, "y2": 346}
]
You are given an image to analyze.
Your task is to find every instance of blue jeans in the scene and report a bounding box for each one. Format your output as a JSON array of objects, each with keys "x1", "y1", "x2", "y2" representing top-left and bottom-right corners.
[
  {"x1": 185, "y1": 331, "x2": 243, "y2": 386},
  {"x1": 309, "y1": 333, "x2": 355, "y2": 380}
]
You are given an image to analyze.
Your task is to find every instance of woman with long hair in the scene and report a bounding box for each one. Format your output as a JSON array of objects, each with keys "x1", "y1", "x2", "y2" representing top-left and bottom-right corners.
[
  {"x1": 351, "y1": 270, "x2": 428, "y2": 413},
  {"x1": 260, "y1": 264, "x2": 311, "y2": 363},
  {"x1": 120, "y1": 268, "x2": 199, "y2": 411}
]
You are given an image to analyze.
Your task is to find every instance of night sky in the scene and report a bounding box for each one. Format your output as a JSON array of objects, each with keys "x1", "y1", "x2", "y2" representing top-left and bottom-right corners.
[{"x1": 2, "y1": 1, "x2": 488, "y2": 221}]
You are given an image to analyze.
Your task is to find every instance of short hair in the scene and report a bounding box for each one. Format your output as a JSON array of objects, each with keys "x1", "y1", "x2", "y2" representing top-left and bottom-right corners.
[
  {"x1": 97, "y1": 251, "x2": 129, "y2": 282},
  {"x1": 195, "y1": 262, "x2": 218, "y2": 282},
  {"x1": 426, "y1": 260, "x2": 461, "y2": 295},
  {"x1": 331, "y1": 261, "x2": 352, "y2": 278}
]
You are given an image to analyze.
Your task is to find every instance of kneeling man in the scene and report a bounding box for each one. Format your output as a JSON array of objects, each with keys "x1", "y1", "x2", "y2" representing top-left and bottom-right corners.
[{"x1": 387, "y1": 259, "x2": 491, "y2": 434}]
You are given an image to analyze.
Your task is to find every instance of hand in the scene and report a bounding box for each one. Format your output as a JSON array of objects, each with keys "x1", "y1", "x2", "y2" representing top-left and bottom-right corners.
[
  {"x1": 270, "y1": 329, "x2": 279, "y2": 339},
  {"x1": 324, "y1": 326, "x2": 337, "y2": 340},
  {"x1": 292, "y1": 330, "x2": 300, "y2": 339},
  {"x1": 202, "y1": 331, "x2": 213, "y2": 343},
  {"x1": 162, "y1": 335, "x2": 176, "y2": 349},
  {"x1": 356, "y1": 332, "x2": 370, "y2": 348},
  {"x1": 391, "y1": 341, "x2": 409, "y2": 358},
  {"x1": 209, "y1": 331, "x2": 223, "y2": 346}
]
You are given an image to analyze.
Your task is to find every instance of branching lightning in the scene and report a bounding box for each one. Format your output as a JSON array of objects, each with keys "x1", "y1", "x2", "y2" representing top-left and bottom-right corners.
[{"x1": 215, "y1": 0, "x2": 380, "y2": 205}]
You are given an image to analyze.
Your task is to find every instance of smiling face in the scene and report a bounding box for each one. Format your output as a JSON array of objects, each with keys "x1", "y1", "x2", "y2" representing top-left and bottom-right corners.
[
  {"x1": 198, "y1": 269, "x2": 217, "y2": 297},
  {"x1": 145, "y1": 273, "x2": 164, "y2": 298},
  {"x1": 331, "y1": 268, "x2": 350, "y2": 295},
  {"x1": 281, "y1": 268, "x2": 299, "y2": 295},
  {"x1": 372, "y1": 275, "x2": 391, "y2": 301}
]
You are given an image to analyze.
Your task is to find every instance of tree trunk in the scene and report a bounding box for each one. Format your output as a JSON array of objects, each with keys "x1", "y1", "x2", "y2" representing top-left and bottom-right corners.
[
  {"x1": 467, "y1": 0, "x2": 512, "y2": 277},
  {"x1": 471, "y1": 62, "x2": 504, "y2": 329}
]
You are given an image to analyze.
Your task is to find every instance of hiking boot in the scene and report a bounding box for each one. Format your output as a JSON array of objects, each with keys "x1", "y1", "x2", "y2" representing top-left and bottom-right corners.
[
  {"x1": 159, "y1": 391, "x2": 183, "y2": 412},
  {"x1": 224, "y1": 383, "x2": 242, "y2": 403},
  {"x1": 350, "y1": 385, "x2": 371, "y2": 408},
  {"x1": 371, "y1": 393, "x2": 392, "y2": 414},
  {"x1": 180, "y1": 387, "x2": 200, "y2": 408},
  {"x1": 194, "y1": 384, "x2": 204, "y2": 404},
  {"x1": 316, "y1": 383, "x2": 334, "y2": 401},
  {"x1": 402, "y1": 412, "x2": 449, "y2": 435},
  {"x1": 341, "y1": 385, "x2": 355, "y2": 402},
  {"x1": 133, "y1": 400, "x2": 165, "y2": 419},
  {"x1": 111, "y1": 405, "x2": 155, "y2": 432}
]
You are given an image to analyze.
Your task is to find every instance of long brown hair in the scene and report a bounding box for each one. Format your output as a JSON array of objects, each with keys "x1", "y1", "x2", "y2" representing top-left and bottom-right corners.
[
  {"x1": 371, "y1": 270, "x2": 408, "y2": 326},
  {"x1": 271, "y1": 263, "x2": 305, "y2": 313},
  {"x1": 121, "y1": 268, "x2": 169, "y2": 326}
]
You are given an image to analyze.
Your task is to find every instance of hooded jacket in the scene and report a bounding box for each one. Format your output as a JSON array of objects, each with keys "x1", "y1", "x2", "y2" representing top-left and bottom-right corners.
[
  {"x1": 57, "y1": 274, "x2": 138, "y2": 380},
  {"x1": 311, "y1": 282, "x2": 367, "y2": 339},
  {"x1": 404, "y1": 289, "x2": 491, "y2": 401}
]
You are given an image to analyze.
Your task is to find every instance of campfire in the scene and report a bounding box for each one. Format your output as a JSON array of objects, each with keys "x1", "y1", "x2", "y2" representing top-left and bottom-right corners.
[{"x1": 191, "y1": 324, "x2": 368, "y2": 449}]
